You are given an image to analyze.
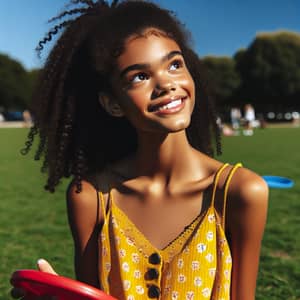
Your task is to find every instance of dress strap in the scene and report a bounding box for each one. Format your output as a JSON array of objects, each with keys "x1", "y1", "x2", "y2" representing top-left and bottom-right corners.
[
  {"x1": 222, "y1": 163, "x2": 242, "y2": 228},
  {"x1": 98, "y1": 190, "x2": 112, "y2": 292},
  {"x1": 211, "y1": 163, "x2": 229, "y2": 207},
  {"x1": 98, "y1": 191, "x2": 111, "y2": 222}
]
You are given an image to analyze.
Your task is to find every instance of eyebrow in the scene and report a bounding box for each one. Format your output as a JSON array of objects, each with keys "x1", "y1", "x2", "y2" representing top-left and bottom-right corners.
[{"x1": 119, "y1": 50, "x2": 183, "y2": 78}]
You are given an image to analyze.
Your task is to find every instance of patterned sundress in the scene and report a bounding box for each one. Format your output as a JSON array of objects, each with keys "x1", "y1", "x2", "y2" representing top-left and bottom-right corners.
[{"x1": 98, "y1": 163, "x2": 242, "y2": 299}]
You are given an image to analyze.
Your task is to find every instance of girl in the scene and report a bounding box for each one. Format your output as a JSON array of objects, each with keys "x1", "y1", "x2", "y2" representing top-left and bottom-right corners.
[{"x1": 14, "y1": 1, "x2": 268, "y2": 299}]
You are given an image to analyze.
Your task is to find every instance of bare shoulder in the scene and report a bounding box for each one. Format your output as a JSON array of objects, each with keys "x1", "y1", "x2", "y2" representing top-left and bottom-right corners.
[
  {"x1": 66, "y1": 168, "x2": 113, "y2": 227},
  {"x1": 230, "y1": 166, "x2": 269, "y2": 208},
  {"x1": 67, "y1": 179, "x2": 98, "y2": 210},
  {"x1": 226, "y1": 166, "x2": 269, "y2": 231},
  {"x1": 66, "y1": 180, "x2": 100, "y2": 228},
  {"x1": 195, "y1": 154, "x2": 269, "y2": 209}
]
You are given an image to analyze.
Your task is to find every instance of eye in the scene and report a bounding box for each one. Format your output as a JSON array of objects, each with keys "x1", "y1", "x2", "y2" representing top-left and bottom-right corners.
[
  {"x1": 169, "y1": 59, "x2": 183, "y2": 71},
  {"x1": 130, "y1": 72, "x2": 149, "y2": 83}
]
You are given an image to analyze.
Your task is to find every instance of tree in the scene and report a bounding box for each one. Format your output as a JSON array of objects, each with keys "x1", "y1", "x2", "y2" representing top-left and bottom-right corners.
[
  {"x1": 235, "y1": 31, "x2": 300, "y2": 110},
  {"x1": 202, "y1": 56, "x2": 241, "y2": 109},
  {"x1": 0, "y1": 53, "x2": 38, "y2": 110},
  {"x1": 26, "y1": 68, "x2": 40, "y2": 103}
]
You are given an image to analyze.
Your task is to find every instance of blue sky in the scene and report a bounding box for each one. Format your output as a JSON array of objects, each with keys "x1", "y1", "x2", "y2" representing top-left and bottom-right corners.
[{"x1": 0, "y1": 0, "x2": 299, "y2": 70}]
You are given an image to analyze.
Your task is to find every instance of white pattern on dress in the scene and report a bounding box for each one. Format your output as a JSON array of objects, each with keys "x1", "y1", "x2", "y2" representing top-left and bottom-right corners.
[
  {"x1": 206, "y1": 231, "x2": 214, "y2": 241},
  {"x1": 131, "y1": 253, "x2": 139, "y2": 263},
  {"x1": 122, "y1": 262, "x2": 130, "y2": 272},
  {"x1": 177, "y1": 258, "x2": 184, "y2": 269},
  {"x1": 205, "y1": 253, "x2": 214, "y2": 263},
  {"x1": 119, "y1": 249, "x2": 126, "y2": 257},
  {"x1": 136, "y1": 285, "x2": 144, "y2": 295},
  {"x1": 197, "y1": 243, "x2": 207, "y2": 253},
  {"x1": 133, "y1": 270, "x2": 141, "y2": 279},
  {"x1": 178, "y1": 274, "x2": 186, "y2": 283},
  {"x1": 191, "y1": 260, "x2": 200, "y2": 271},
  {"x1": 194, "y1": 276, "x2": 203, "y2": 287},
  {"x1": 186, "y1": 291, "x2": 195, "y2": 300},
  {"x1": 202, "y1": 287, "x2": 211, "y2": 298},
  {"x1": 123, "y1": 280, "x2": 131, "y2": 291},
  {"x1": 172, "y1": 291, "x2": 179, "y2": 300}
]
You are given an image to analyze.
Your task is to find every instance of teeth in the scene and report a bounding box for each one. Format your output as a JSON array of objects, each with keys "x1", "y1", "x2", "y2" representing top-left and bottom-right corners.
[{"x1": 158, "y1": 99, "x2": 182, "y2": 111}]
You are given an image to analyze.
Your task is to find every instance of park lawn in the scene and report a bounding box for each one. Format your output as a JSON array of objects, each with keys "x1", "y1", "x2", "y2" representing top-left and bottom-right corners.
[
  {"x1": 220, "y1": 128, "x2": 300, "y2": 300},
  {"x1": 0, "y1": 128, "x2": 74, "y2": 299},
  {"x1": 0, "y1": 127, "x2": 300, "y2": 299}
]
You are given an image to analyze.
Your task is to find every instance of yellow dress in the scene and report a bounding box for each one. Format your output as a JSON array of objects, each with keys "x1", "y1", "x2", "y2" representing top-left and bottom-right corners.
[{"x1": 98, "y1": 163, "x2": 242, "y2": 300}]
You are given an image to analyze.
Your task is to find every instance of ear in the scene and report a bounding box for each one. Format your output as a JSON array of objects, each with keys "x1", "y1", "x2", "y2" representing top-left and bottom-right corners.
[{"x1": 98, "y1": 93, "x2": 125, "y2": 117}]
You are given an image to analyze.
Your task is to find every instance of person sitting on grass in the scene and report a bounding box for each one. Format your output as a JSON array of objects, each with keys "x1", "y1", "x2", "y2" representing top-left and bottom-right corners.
[{"x1": 12, "y1": 1, "x2": 268, "y2": 299}]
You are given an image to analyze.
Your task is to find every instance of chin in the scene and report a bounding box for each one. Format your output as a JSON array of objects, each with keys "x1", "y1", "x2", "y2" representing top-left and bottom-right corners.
[{"x1": 163, "y1": 118, "x2": 191, "y2": 133}]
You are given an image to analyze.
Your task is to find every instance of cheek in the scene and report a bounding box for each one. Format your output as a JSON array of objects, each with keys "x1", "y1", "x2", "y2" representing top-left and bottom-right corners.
[
  {"x1": 179, "y1": 71, "x2": 195, "y2": 94},
  {"x1": 182, "y1": 73, "x2": 195, "y2": 111},
  {"x1": 126, "y1": 90, "x2": 146, "y2": 108},
  {"x1": 117, "y1": 90, "x2": 147, "y2": 116}
]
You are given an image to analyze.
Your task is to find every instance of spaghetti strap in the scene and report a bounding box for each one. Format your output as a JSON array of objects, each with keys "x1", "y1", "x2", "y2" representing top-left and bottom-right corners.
[
  {"x1": 98, "y1": 191, "x2": 109, "y2": 222},
  {"x1": 222, "y1": 163, "x2": 242, "y2": 228},
  {"x1": 98, "y1": 190, "x2": 112, "y2": 292},
  {"x1": 211, "y1": 163, "x2": 229, "y2": 207}
]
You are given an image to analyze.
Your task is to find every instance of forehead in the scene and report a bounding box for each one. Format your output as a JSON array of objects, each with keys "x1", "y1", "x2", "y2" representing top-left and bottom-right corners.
[{"x1": 116, "y1": 33, "x2": 182, "y2": 70}]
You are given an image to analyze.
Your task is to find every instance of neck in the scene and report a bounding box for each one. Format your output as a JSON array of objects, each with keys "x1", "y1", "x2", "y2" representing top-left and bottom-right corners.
[{"x1": 134, "y1": 130, "x2": 196, "y2": 181}]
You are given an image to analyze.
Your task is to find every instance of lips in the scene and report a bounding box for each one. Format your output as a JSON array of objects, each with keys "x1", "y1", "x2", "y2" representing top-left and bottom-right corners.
[{"x1": 149, "y1": 96, "x2": 187, "y2": 113}]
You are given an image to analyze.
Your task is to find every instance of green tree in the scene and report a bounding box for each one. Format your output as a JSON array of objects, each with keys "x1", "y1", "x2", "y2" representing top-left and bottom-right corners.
[
  {"x1": 0, "y1": 53, "x2": 30, "y2": 110},
  {"x1": 202, "y1": 56, "x2": 241, "y2": 109},
  {"x1": 235, "y1": 31, "x2": 300, "y2": 110},
  {"x1": 26, "y1": 68, "x2": 40, "y2": 103}
]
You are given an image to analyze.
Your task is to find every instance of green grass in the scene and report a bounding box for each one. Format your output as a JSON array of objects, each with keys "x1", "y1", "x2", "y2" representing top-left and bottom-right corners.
[
  {"x1": 0, "y1": 129, "x2": 74, "y2": 299},
  {"x1": 0, "y1": 127, "x2": 300, "y2": 299},
  {"x1": 220, "y1": 128, "x2": 300, "y2": 300}
]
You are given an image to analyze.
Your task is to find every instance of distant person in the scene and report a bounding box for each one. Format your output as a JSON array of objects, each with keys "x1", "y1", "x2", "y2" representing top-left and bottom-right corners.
[
  {"x1": 11, "y1": 1, "x2": 268, "y2": 300},
  {"x1": 222, "y1": 124, "x2": 235, "y2": 136},
  {"x1": 292, "y1": 111, "x2": 300, "y2": 127},
  {"x1": 230, "y1": 107, "x2": 241, "y2": 130},
  {"x1": 243, "y1": 104, "x2": 256, "y2": 136},
  {"x1": 0, "y1": 112, "x2": 4, "y2": 122},
  {"x1": 22, "y1": 110, "x2": 33, "y2": 128}
]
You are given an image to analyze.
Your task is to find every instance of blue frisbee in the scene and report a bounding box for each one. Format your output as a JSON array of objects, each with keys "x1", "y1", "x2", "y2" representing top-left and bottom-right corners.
[{"x1": 262, "y1": 176, "x2": 294, "y2": 189}]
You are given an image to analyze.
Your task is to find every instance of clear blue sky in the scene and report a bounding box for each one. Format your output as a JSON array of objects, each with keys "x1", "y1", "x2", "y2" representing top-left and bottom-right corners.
[{"x1": 0, "y1": 0, "x2": 299, "y2": 70}]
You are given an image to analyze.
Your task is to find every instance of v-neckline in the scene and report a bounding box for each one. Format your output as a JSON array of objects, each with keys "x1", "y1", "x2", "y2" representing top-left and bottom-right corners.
[{"x1": 110, "y1": 198, "x2": 214, "y2": 257}]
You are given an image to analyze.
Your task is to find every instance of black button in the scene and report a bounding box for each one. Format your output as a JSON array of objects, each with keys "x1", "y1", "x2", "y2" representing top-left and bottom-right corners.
[
  {"x1": 145, "y1": 268, "x2": 159, "y2": 280},
  {"x1": 149, "y1": 253, "x2": 161, "y2": 264},
  {"x1": 148, "y1": 284, "x2": 160, "y2": 298}
]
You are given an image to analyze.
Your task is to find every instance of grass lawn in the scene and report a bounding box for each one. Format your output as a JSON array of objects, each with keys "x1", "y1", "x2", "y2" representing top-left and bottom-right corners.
[
  {"x1": 221, "y1": 128, "x2": 300, "y2": 300},
  {"x1": 0, "y1": 127, "x2": 300, "y2": 299}
]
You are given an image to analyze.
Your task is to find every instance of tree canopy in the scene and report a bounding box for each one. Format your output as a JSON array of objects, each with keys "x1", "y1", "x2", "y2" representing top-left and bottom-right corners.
[
  {"x1": 0, "y1": 54, "x2": 28, "y2": 109},
  {"x1": 234, "y1": 31, "x2": 300, "y2": 110},
  {"x1": 202, "y1": 56, "x2": 241, "y2": 107}
]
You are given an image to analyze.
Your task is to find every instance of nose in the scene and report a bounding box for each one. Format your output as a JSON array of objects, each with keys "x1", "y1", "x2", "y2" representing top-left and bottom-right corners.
[{"x1": 153, "y1": 78, "x2": 177, "y2": 98}]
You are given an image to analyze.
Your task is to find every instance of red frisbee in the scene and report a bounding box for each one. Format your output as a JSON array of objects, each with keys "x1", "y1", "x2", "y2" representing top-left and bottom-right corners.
[{"x1": 11, "y1": 270, "x2": 117, "y2": 300}]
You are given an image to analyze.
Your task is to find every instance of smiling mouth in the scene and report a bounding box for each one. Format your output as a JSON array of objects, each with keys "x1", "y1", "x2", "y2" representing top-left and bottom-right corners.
[{"x1": 149, "y1": 96, "x2": 187, "y2": 112}]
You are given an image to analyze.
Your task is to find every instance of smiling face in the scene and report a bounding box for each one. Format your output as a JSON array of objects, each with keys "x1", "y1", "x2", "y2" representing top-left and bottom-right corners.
[{"x1": 109, "y1": 29, "x2": 195, "y2": 134}]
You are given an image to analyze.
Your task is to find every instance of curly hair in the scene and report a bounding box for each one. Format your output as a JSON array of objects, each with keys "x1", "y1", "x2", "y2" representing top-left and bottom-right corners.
[{"x1": 22, "y1": 0, "x2": 221, "y2": 192}]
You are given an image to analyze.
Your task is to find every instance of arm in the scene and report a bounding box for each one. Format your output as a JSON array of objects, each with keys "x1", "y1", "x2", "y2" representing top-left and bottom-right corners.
[
  {"x1": 66, "y1": 180, "x2": 104, "y2": 288},
  {"x1": 227, "y1": 168, "x2": 269, "y2": 300},
  {"x1": 11, "y1": 180, "x2": 102, "y2": 299}
]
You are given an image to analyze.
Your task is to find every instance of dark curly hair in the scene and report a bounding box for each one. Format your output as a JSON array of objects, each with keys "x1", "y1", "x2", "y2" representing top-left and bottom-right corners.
[{"x1": 22, "y1": 0, "x2": 221, "y2": 192}]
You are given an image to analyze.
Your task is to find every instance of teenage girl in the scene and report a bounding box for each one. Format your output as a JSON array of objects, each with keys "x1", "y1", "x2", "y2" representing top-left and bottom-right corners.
[{"x1": 12, "y1": 1, "x2": 268, "y2": 299}]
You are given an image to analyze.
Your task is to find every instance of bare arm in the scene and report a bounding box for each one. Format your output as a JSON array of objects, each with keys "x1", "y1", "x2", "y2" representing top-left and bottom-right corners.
[
  {"x1": 11, "y1": 180, "x2": 103, "y2": 299},
  {"x1": 227, "y1": 168, "x2": 269, "y2": 300},
  {"x1": 66, "y1": 180, "x2": 103, "y2": 288}
]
